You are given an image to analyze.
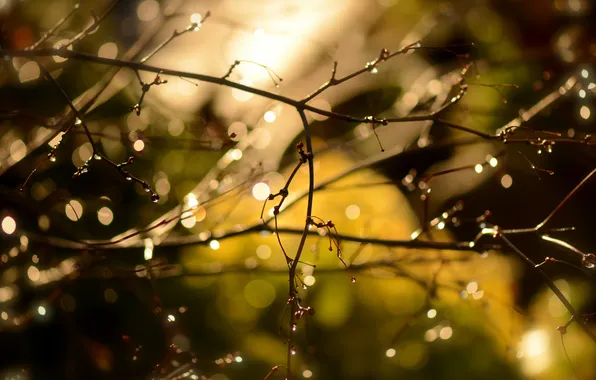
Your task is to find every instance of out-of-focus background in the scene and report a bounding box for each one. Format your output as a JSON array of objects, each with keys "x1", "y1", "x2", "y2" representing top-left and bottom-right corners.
[{"x1": 0, "y1": 0, "x2": 595, "y2": 379}]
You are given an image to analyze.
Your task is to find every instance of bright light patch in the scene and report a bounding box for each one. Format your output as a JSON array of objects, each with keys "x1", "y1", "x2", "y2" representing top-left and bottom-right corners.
[
  {"x1": 186, "y1": 193, "x2": 199, "y2": 208},
  {"x1": 304, "y1": 275, "x2": 316, "y2": 286},
  {"x1": 519, "y1": 329, "x2": 550, "y2": 376},
  {"x1": 230, "y1": 149, "x2": 243, "y2": 160},
  {"x1": 209, "y1": 240, "x2": 220, "y2": 250},
  {"x1": 27, "y1": 266, "x2": 40, "y2": 281},
  {"x1": 410, "y1": 230, "x2": 421, "y2": 240},
  {"x1": 466, "y1": 281, "x2": 478, "y2": 294},
  {"x1": 521, "y1": 329, "x2": 548, "y2": 357},
  {"x1": 302, "y1": 369, "x2": 312, "y2": 378},
  {"x1": 48, "y1": 132, "x2": 65, "y2": 148},
  {"x1": 489, "y1": 157, "x2": 498, "y2": 167},
  {"x1": 65, "y1": 200, "x2": 83, "y2": 221},
  {"x1": 256, "y1": 245, "x2": 271, "y2": 259},
  {"x1": 77, "y1": 142, "x2": 92, "y2": 162},
  {"x1": 195, "y1": 206, "x2": 207, "y2": 222},
  {"x1": 427, "y1": 309, "x2": 437, "y2": 319},
  {"x1": 252, "y1": 182, "x2": 270, "y2": 201},
  {"x1": 190, "y1": 13, "x2": 202, "y2": 23},
  {"x1": 133, "y1": 139, "x2": 145, "y2": 152},
  {"x1": 0, "y1": 286, "x2": 14, "y2": 302},
  {"x1": 501, "y1": 174, "x2": 513, "y2": 188},
  {"x1": 580, "y1": 106, "x2": 590, "y2": 120},
  {"x1": 97, "y1": 207, "x2": 113, "y2": 226},
  {"x1": 345, "y1": 204, "x2": 360, "y2": 220},
  {"x1": 137, "y1": 0, "x2": 160, "y2": 22},
  {"x1": 98, "y1": 42, "x2": 118, "y2": 59},
  {"x1": 385, "y1": 348, "x2": 396, "y2": 357},
  {"x1": 155, "y1": 178, "x2": 170, "y2": 195},
  {"x1": 144, "y1": 239, "x2": 154, "y2": 260},
  {"x1": 472, "y1": 290, "x2": 484, "y2": 300},
  {"x1": 181, "y1": 215, "x2": 196, "y2": 229},
  {"x1": 474, "y1": 164, "x2": 483, "y2": 173},
  {"x1": 264, "y1": 111, "x2": 276, "y2": 122},
  {"x1": 439, "y1": 326, "x2": 453, "y2": 340},
  {"x1": 2, "y1": 216, "x2": 16, "y2": 235},
  {"x1": 37, "y1": 305, "x2": 46, "y2": 316},
  {"x1": 427, "y1": 79, "x2": 442, "y2": 95},
  {"x1": 19, "y1": 61, "x2": 40, "y2": 83},
  {"x1": 257, "y1": 244, "x2": 271, "y2": 260},
  {"x1": 168, "y1": 119, "x2": 184, "y2": 136},
  {"x1": 424, "y1": 329, "x2": 438, "y2": 342}
]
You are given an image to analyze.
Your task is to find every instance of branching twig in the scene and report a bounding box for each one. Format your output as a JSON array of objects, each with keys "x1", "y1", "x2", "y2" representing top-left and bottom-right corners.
[
  {"x1": 38, "y1": 62, "x2": 159, "y2": 202},
  {"x1": 63, "y1": 1, "x2": 120, "y2": 48}
]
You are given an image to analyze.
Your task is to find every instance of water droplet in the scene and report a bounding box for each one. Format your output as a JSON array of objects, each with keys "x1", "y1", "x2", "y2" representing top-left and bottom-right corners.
[
  {"x1": 151, "y1": 194, "x2": 160, "y2": 203},
  {"x1": 582, "y1": 253, "x2": 595, "y2": 269},
  {"x1": 125, "y1": 175, "x2": 132, "y2": 181},
  {"x1": 94, "y1": 154, "x2": 101, "y2": 160},
  {"x1": 291, "y1": 323, "x2": 297, "y2": 331},
  {"x1": 49, "y1": 156, "x2": 56, "y2": 162},
  {"x1": 143, "y1": 183, "x2": 151, "y2": 192},
  {"x1": 350, "y1": 277, "x2": 356, "y2": 283}
]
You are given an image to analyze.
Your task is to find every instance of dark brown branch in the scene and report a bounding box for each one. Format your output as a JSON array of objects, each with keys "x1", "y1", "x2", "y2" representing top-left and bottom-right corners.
[
  {"x1": 4, "y1": 47, "x2": 594, "y2": 152},
  {"x1": 501, "y1": 168, "x2": 596, "y2": 234}
]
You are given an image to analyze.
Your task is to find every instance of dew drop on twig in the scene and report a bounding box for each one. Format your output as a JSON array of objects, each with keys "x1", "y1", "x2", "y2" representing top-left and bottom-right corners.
[{"x1": 582, "y1": 253, "x2": 595, "y2": 269}]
